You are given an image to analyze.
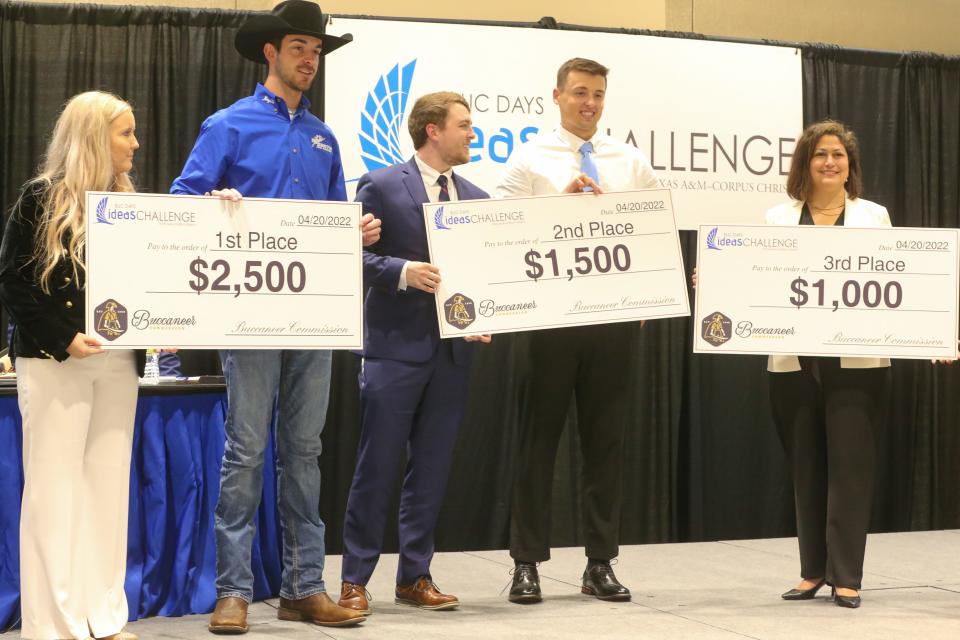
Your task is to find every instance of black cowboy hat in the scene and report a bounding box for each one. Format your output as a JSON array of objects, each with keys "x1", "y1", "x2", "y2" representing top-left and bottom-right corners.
[{"x1": 235, "y1": 1, "x2": 352, "y2": 63}]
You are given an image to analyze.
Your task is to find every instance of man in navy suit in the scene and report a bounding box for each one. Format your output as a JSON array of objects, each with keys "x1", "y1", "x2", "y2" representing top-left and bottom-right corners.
[{"x1": 338, "y1": 92, "x2": 490, "y2": 614}]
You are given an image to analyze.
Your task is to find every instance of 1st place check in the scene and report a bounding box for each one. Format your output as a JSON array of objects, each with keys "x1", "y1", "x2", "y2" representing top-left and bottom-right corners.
[
  {"x1": 693, "y1": 224, "x2": 960, "y2": 359},
  {"x1": 85, "y1": 192, "x2": 363, "y2": 349},
  {"x1": 423, "y1": 189, "x2": 690, "y2": 337}
]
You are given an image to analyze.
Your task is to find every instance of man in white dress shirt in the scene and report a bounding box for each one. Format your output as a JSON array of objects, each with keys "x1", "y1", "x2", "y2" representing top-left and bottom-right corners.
[{"x1": 497, "y1": 57, "x2": 658, "y2": 604}]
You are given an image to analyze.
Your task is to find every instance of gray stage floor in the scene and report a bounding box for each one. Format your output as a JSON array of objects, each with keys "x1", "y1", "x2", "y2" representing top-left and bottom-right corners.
[{"x1": 14, "y1": 530, "x2": 960, "y2": 639}]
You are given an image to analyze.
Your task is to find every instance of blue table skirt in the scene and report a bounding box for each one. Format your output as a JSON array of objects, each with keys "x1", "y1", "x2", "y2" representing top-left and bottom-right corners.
[{"x1": 0, "y1": 391, "x2": 282, "y2": 630}]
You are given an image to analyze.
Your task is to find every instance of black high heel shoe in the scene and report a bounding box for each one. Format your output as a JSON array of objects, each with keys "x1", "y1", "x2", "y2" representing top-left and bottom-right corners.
[
  {"x1": 781, "y1": 578, "x2": 826, "y2": 600},
  {"x1": 831, "y1": 586, "x2": 861, "y2": 609}
]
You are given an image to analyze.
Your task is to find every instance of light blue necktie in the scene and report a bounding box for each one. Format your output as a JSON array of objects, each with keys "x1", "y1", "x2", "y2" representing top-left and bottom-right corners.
[{"x1": 579, "y1": 142, "x2": 600, "y2": 189}]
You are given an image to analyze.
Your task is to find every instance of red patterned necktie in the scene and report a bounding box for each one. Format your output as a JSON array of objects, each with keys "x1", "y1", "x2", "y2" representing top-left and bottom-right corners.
[{"x1": 437, "y1": 174, "x2": 451, "y2": 202}]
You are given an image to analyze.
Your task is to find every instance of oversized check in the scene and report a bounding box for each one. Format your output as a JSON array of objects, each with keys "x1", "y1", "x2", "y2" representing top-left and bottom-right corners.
[
  {"x1": 693, "y1": 224, "x2": 960, "y2": 359},
  {"x1": 423, "y1": 189, "x2": 690, "y2": 337},
  {"x1": 85, "y1": 192, "x2": 363, "y2": 349}
]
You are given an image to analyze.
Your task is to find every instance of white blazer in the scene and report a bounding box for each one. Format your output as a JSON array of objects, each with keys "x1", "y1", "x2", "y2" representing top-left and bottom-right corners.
[{"x1": 765, "y1": 196, "x2": 892, "y2": 373}]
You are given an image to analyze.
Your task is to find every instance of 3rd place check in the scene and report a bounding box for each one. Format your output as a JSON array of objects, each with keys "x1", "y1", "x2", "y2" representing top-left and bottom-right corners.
[{"x1": 693, "y1": 224, "x2": 960, "y2": 359}]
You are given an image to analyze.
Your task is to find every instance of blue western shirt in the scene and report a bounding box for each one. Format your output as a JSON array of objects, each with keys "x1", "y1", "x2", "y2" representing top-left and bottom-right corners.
[{"x1": 171, "y1": 83, "x2": 347, "y2": 201}]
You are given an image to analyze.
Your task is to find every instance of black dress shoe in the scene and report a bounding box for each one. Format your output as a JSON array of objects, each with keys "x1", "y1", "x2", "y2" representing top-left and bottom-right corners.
[
  {"x1": 832, "y1": 586, "x2": 862, "y2": 609},
  {"x1": 508, "y1": 563, "x2": 542, "y2": 604},
  {"x1": 781, "y1": 579, "x2": 826, "y2": 600},
  {"x1": 581, "y1": 562, "x2": 631, "y2": 601}
]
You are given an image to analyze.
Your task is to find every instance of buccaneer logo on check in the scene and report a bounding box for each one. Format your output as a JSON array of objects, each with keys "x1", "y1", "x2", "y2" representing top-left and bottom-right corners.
[
  {"x1": 479, "y1": 298, "x2": 537, "y2": 317},
  {"x1": 701, "y1": 311, "x2": 732, "y2": 347},
  {"x1": 94, "y1": 299, "x2": 128, "y2": 340},
  {"x1": 444, "y1": 293, "x2": 476, "y2": 329}
]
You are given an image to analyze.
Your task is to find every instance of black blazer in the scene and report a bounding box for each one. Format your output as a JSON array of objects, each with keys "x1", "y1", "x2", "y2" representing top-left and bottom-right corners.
[{"x1": 0, "y1": 181, "x2": 145, "y2": 373}]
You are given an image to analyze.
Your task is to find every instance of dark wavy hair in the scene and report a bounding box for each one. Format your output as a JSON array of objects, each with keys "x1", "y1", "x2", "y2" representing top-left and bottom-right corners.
[{"x1": 787, "y1": 119, "x2": 863, "y2": 201}]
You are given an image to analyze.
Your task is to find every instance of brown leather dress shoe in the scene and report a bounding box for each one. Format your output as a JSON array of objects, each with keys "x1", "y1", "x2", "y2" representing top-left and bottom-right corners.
[
  {"x1": 277, "y1": 592, "x2": 365, "y2": 627},
  {"x1": 338, "y1": 581, "x2": 372, "y2": 615},
  {"x1": 208, "y1": 597, "x2": 249, "y2": 635},
  {"x1": 394, "y1": 577, "x2": 460, "y2": 610}
]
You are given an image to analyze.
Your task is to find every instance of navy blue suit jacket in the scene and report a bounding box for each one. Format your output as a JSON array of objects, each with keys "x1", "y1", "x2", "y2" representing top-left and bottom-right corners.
[{"x1": 357, "y1": 157, "x2": 489, "y2": 364}]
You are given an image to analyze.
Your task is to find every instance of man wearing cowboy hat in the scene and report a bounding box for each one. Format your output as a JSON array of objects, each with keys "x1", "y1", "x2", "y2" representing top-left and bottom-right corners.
[{"x1": 172, "y1": 0, "x2": 377, "y2": 632}]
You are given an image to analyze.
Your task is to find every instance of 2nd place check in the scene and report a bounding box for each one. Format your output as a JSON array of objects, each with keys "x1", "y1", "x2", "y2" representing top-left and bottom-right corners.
[
  {"x1": 693, "y1": 224, "x2": 960, "y2": 359},
  {"x1": 85, "y1": 192, "x2": 363, "y2": 349},
  {"x1": 424, "y1": 189, "x2": 690, "y2": 337}
]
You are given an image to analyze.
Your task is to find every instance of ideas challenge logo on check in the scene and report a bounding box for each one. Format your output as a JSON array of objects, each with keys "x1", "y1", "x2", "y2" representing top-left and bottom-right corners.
[
  {"x1": 432, "y1": 205, "x2": 525, "y2": 230},
  {"x1": 93, "y1": 195, "x2": 198, "y2": 226},
  {"x1": 434, "y1": 206, "x2": 450, "y2": 231},
  {"x1": 706, "y1": 227, "x2": 721, "y2": 250},
  {"x1": 704, "y1": 227, "x2": 798, "y2": 251},
  {"x1": 94, "y1": 196, "x2": 112, "y2": 225}
]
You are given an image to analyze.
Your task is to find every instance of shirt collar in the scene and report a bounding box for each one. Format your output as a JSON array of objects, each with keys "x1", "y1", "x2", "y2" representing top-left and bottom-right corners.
[
  {"x1": 414, "y1": 154, "x2": 453, "y2": 186},
  {"x1": 254, "y1": 83, "x2": 312, "y2": 117},
  {"x1": 556, "y1": 126, "x2": 603, "y2": 153}
]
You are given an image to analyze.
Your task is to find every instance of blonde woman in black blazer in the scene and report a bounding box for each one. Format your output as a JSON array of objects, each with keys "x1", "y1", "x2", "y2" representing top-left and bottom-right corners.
[{"x1": 0, "y1": 91, "x2": 143, "y2": 640}]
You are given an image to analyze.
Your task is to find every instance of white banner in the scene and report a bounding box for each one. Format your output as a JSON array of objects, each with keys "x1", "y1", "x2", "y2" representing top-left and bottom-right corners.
[{"x1": 325, "y1": 17, "x2": 802, "y2": 229}]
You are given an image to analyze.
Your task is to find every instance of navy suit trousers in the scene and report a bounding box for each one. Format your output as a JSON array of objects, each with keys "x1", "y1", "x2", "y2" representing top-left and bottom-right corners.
[{"x1": 341, "y1": 341, "x2": 471, "y2": 585}]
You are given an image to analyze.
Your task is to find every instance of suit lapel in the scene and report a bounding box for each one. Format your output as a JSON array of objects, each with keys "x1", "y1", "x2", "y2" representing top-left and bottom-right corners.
[
  {"x1": 401, "y1": 157, "x2": 429, "y2": 207},
  {"x1": 451, "y1": 173, "x2": 466, "y2": 200}
]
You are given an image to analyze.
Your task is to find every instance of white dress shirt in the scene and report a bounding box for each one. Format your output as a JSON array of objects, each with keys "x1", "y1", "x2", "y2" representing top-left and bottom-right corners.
[
  {"x1": 496, "y1": 126, "x2": 658, "y2": 197},
  {"x1": 397, "y1": 155, "x2": 458, "y2": 290}
]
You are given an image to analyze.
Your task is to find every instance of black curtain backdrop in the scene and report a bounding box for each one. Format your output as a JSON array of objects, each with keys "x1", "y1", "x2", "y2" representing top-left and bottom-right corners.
[{"x1": 1, "y1": 2, "x2": 959, "y2": 557}]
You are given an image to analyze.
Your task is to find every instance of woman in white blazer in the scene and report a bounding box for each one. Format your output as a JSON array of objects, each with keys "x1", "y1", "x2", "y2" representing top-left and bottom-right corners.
[{"x1": 769, "y1": 120, "x2": 891, "y2": 609}]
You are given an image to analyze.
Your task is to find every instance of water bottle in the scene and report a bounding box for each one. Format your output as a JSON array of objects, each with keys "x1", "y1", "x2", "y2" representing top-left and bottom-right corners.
[{"x1": 141, "y1": 348, "x2": 160, "y2": 385}]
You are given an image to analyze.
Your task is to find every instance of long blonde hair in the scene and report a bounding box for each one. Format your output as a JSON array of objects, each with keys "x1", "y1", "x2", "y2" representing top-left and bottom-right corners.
[{"x1": 25, "y1": 91, "x2": 135, "y2": 293}]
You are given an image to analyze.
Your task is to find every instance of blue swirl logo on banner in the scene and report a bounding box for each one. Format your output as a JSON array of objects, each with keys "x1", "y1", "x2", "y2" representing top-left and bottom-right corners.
[{"x1": 359, "y1": 59, "x2": 417, "y2": 172}]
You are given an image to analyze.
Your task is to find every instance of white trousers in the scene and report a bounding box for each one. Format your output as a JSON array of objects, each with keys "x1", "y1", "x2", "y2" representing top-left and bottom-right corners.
[{"x1": 17, "y1": 350, "x2": 138, "y2": 640}]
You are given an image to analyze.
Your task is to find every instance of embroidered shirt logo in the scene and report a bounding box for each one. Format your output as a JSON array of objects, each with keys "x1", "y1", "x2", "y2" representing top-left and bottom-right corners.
[
  {"x1": 312, "y1": 134, "x2": 333, "y2": 153},
  {"x1": 262, "y1": 95, "x2": 273, "y2": 105}
]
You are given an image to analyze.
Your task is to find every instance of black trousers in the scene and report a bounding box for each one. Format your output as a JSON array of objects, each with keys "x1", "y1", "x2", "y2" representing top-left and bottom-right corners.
[
  {"x1": 510, "y1": 323, "x2": 635, "y2": 563},
  {"x1": 768, "y1": 357, "x2": 887, "y2": 590}
]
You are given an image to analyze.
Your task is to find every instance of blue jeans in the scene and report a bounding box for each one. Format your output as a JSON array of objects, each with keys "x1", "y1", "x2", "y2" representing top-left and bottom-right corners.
[{"x1": 215, "y1": 349, "x2": 332, "y2": 602}]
